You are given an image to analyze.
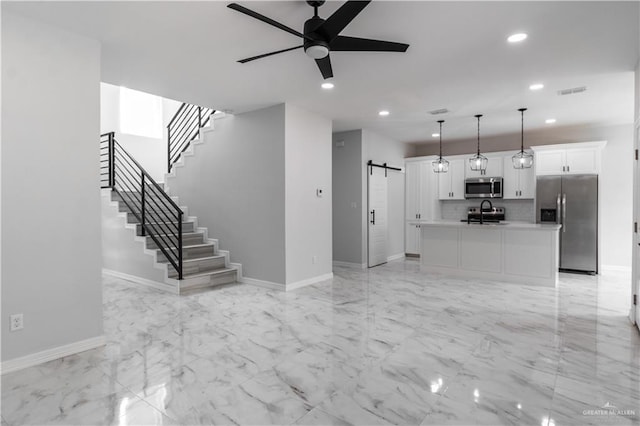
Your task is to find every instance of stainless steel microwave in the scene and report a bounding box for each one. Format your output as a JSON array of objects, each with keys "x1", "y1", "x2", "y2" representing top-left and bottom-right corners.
[{"x1": 465, "y1": 177, "x2": 503, "y2": 199}]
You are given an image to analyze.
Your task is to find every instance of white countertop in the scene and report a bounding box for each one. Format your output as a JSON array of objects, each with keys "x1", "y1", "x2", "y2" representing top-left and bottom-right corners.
[{"x1": 410, "y1": 220, "x2": 562, "y2": 230}]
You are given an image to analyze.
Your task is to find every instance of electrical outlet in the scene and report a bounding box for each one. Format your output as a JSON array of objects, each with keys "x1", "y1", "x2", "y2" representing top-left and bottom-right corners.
[{"x1": 10, "y1": 314, "x2": 23, "y2": 331}]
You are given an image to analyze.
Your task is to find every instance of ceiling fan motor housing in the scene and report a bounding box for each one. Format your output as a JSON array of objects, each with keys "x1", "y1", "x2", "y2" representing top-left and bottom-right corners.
[{"x1": 304, "y1": 17, "x2": 329, "y2": 59}]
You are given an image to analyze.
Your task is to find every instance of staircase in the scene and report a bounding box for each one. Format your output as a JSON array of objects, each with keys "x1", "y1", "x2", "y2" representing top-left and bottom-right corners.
[{"x1": 101, "y1": 123, "x2": 239, "y2": 294}]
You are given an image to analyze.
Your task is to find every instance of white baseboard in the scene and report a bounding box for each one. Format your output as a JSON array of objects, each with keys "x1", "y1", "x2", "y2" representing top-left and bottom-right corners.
[
  {"x1": 241, "y1": 276, "x2": 285, "y2": 291},
  {"x1": 332, "y1": 261, "x2": 366, "y2": 269},
  {"x1": 102, "y1": 269, "x2": 178, "y2": 294},
  {"x1": 387, "y1": 253, "x2": 405, "y2": 262},
  {"x1": 1, "y1": 335, "x2": 105, "y2": 375},
  {"x1": 601, "y1": 265, "x2": 632, "y2": 273},
  {"x1": 286, "y1": 272, "x2": 334, "y2": 291}
]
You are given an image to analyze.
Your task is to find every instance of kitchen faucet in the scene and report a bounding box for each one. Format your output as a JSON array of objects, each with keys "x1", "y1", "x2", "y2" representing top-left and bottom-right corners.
[{"x1": 480, "y1": 199, "x2": 493, "y2": 224}]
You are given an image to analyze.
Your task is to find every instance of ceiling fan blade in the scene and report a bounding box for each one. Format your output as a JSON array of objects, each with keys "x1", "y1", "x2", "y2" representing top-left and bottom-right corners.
[
  {"x1": 330, "y1": 35, "x2": 409, "y2": 52},
  {"x1": 228, "y1": 3, "x2": 311, "y2": 41},
  {"x1": 317, "y1": 1, "x2": 371, "y2": 41},
  {"x1": 238, "y1": 45, "x2": 304, "y2": 63},
  {"x1": 315, "y1": 55, "x2": 334, "y2": 80}
]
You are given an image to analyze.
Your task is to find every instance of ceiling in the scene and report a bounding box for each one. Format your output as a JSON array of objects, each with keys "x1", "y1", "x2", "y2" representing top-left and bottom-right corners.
[{"x1": 4, "y1": 1, "x2": 639, "y2": 144}]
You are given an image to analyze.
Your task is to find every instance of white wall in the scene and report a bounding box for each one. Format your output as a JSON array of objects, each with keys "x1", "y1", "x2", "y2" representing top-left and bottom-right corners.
[
  {"x1": 331, "y1": 129, "x2": 409, "y2": 265},
  {"x1": 101, "y1": 192, "x2": 167, "y2": 286},
  {"x1": 411, "y1": 123, "x2": 634, "y2": 269},
  {"x1": 363, "y1": 129, "x2": 410, "y2": 261},
  {"x1": 284, "y1": 105, "x2": 332, "y2": 285},
  {"x1": 167, "y1": 103, "x2": 333, "y2": 288},
  {"x1": 100, "y1": 83, "x2": 182, "y2": 182},
  {"x1": 332, "y1": 130, "x2": 364, "y2": 265},
  {"x1": 1, "y1": 13, "x2": 103, "y2": 361},
  {"x1": 167, "y1": 105, "x2": 287, "y2": 285}
]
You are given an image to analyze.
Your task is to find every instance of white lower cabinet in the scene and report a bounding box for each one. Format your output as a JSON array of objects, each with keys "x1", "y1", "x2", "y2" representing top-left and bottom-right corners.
[{"x1": 405, "y1": 223, "x2": 421, "y2": 255}]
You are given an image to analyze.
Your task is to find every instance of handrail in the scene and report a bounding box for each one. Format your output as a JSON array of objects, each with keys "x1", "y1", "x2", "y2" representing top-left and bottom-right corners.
[
  {"x1": 101, "y1": 131, "x2": 183, "y2": 279},
  {"x1": 167, "y1": 102, "x2": 214, "y2": 173}
]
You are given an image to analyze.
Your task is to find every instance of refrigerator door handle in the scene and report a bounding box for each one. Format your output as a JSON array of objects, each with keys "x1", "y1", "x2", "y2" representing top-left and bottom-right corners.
[
  {"x1": 556, "y1": 193, "x2": 561, "y2": 225},
  {"x1": 562, "y1": 194, "x2": 567, "y2": 233}
]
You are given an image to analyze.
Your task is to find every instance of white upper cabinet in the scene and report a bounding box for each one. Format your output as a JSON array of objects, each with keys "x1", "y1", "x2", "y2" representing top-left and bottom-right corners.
[
  {"x1": 406, "y1": 160, "x2": 438, "y2": 220},
  {"x1": 438, "y1": 159, "x2": 465, "y2": 200},
  {"x1": 465, "y1": 155, "x2": 504, "y2": 179},
  {"x1": 405, "y1": 162, "x2": 422, "y2": 220},
  {"x1": 532, "y1": 142, "x2": 606, "y2": 176},
  {"x1": 502, "y1": 156, "x2": 535, "y2": 199}
]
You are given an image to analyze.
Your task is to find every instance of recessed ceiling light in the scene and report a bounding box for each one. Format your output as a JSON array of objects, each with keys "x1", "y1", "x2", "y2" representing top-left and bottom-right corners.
[
  {"x1": 545, "y1": 118, "x2": 557, "y2": 124},
  {"x1": 432, "y1": 133, "x2": 440, "y2": 138},
  {"x1": 321, "y1": 82, "x2": 334, "y2": 90},
  {"x1": 529, "y1": 83, "x2": 544, "y2": 91},
  {"x1": 507, "y1": 33, "x2": 527, "y2": 43},
  {"x1": 379, "y1": 110, "x2": 390, "y2": 117}
]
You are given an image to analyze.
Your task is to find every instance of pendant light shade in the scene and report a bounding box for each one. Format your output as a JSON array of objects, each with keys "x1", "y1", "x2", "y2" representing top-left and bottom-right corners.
[
  {"x1": 432, "y1": 120, "x2": 449, "y2": 173},
  {"x1": 469, "y1": 114, "x2": 488, "y2": 171},
  {"x1": 512, "y1": 108, "x2": 534, "y2": 169}
]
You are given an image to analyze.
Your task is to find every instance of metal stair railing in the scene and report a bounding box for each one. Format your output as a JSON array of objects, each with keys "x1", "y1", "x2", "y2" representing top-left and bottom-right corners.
[
  {"x1": 167, "y1": 102, "x2": 214, "y2": 173},
  {"x1": 101, "y1": 131, "x2": 183, "y2": 279}
]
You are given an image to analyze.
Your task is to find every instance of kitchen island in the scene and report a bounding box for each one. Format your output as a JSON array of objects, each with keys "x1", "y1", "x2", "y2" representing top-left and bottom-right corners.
[{"x1": 415, "y1": 221, "x2": 562, "y2": 287}]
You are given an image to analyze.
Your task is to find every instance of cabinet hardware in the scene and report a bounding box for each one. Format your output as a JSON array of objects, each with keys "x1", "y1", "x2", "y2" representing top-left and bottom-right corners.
[
  {"x1": 562, "y1": 166, "x2": 565, "y2": 172},
  {"x1": 370, "y1": 210, "x2": 376, "y2": 225},
  {"x1": 567, "y1": 165, "x2": 570, "y2": 172},
  {"x1": 635, "y1": 222, "x2": 637, "y2": 233}
]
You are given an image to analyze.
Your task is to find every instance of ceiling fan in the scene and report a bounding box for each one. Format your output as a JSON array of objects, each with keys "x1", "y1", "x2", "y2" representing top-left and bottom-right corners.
[{"x1": 227, "y1": 1, "x2": 410, "y2": 80}]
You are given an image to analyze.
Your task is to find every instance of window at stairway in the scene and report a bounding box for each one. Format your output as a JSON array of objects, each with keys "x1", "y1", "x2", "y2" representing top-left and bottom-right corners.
[{"x1": 119, "y1": 87, "x2": 163, "y2": 139}]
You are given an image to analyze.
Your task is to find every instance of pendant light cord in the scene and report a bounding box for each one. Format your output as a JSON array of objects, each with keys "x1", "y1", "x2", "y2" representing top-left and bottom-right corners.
[
  {"x1": 438, "y1": 120, "x2": 444, "y2": 158},
  {"x1": 519, "y1": 108, "x2": 527, "y2": 152},
  {"x1": 475, "y1": 114, "x2": 482, "y2": 155}
]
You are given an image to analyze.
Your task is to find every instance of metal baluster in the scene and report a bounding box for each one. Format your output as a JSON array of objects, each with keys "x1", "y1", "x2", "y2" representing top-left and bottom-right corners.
[
  {"x1": 141, "y1": 173, "x2": 146, "y2": 236},
  {"x1": 167, "y1": 125, "x2": 172, "y2": 173},
  {"x1": 198, "y1": 106, "x2": 202, "y2": 129},
  {"x1": 109, "y1": 132, "x2": 115, "y2": 189},
  {"x1": 178, "y1": 211, "x2": 183, "y2": 280}
]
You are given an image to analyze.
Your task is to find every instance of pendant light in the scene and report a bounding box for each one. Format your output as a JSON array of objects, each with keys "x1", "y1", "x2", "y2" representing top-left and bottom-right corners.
[
  {"x1": 432, "y1": 120, "x2": 449, "y2": 173},
  {"x1": 469, "y1": 114, "x2": 488, "y2": 172},
  {"x1": 512, "y1": 108, "x2": 534, "y2": 169}
]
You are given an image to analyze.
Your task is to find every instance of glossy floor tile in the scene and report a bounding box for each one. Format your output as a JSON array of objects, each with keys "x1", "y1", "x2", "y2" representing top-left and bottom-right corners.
[{"x1": 2, "y1": 259, "x2": 639, "y2": 425}]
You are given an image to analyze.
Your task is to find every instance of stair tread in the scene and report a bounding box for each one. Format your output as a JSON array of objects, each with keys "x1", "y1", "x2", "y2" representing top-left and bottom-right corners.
[
  {"x1": 156, "y1": 242, "x2": 214, "y2": 251},
  {"x1": 147, "y1": 231, "x2": 204, "y2": 239},
  {"x1": 181, "y1": 255, "x2": 225, "y2": 264}
]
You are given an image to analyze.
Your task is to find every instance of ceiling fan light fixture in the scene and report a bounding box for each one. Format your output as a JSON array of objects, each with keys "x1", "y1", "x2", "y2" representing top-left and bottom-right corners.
[
  {"x1": 305, "y1": 44, "x2": 329, "y2": 59},
  {"x1": 321, "y1": 81, "x2": 334, "y2": 89}
]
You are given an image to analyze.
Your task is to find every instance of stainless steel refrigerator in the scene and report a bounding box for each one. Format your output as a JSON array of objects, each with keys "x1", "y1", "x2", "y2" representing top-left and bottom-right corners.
[{"x1": 536, "y1": 174, "x2": 598, "y2": 274}]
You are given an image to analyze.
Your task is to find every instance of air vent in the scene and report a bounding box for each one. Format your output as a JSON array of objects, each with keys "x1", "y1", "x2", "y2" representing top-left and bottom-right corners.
[
  {"x1": 429, "y1": 108, "x2": 449, "y2": 115},
  {"x1": 557, "y1": 86, "x2": 587, "y2": 96}
]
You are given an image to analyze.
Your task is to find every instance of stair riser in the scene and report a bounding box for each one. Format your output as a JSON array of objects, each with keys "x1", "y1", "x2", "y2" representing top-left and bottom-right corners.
[
  {"x1": 146, "y1": 234, "x2": 204, "y2": 249},
  {"x1": 168, "y1": 257, "x2": 227, "y2": 278},
  {"x1": 156, "y1": 245, "x2": 215, "y2": 263},
  {"x1": 136, "y1": 222, "x2": 195, "y2": 236}
]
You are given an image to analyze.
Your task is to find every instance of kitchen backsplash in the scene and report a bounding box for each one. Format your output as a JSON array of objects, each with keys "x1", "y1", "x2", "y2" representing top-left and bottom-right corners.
[{"x1": 440, "y1": 199, "x2": 535, "y2": 222}]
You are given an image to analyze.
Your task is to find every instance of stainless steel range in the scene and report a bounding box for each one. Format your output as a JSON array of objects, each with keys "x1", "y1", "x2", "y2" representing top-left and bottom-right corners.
[{"x1": 461, "y1": 206, "x2": 505, "y2": 224}]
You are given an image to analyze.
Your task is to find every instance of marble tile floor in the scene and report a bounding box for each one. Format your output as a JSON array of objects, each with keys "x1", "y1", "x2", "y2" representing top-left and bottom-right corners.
[{"x1": 2, "y1": 259, "x2": 639, "y2": 425}]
